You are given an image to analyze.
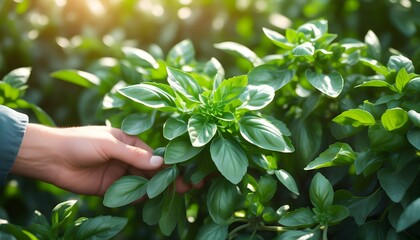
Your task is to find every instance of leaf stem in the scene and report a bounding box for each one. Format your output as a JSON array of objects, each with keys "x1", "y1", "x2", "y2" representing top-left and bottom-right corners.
[
  {"x1": 228, "y1": 222, "x2": 252, "y2": 240},
  {"x1": 322, "y1": 225, "x2": 328, "y2": 240}
]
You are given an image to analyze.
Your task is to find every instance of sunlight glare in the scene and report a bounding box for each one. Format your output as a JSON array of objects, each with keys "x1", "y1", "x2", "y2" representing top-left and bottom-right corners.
[
  {"x1": 269, "y1": 13, "x2": 292, "y2": 29},
  {"x1": 54, "y1": 0, "x2": 67, "y2": 7},
  {"x1": 178, "y1": 0, "x2": 193, "y2": 5},
  {"x1": 178, "y1": 7, "x2": 192, "y2": 20},
  {"x1": 87, "y1": 0, "x2": 106, "y2": 16}
]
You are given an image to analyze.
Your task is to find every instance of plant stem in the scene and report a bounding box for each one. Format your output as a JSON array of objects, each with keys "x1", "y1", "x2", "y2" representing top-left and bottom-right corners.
[
  {"x1": 228, "y1": 222, "x2": 252, "y2": 240},
  {"x1": 257, "y1": 224, "x2": 289, "y2": 232},
  {"x1": 322, "y1": 225, "x2": 328, "y2": 240}
]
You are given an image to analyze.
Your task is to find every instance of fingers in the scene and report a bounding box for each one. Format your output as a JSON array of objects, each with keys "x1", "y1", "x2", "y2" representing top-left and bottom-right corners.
[{"x1": 107, "y1": 128, "x2": 164, "y2": 170}]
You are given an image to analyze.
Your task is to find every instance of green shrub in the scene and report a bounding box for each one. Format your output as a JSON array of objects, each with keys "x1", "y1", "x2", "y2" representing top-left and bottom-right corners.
[{"x1": 49, "y1": 19, "x2": 420, "y2": 239}]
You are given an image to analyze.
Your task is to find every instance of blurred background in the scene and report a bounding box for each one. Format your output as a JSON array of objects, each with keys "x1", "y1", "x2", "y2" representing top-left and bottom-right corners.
[{"x1": 1, "y1": 0, "x2": 419, "y2": 239}]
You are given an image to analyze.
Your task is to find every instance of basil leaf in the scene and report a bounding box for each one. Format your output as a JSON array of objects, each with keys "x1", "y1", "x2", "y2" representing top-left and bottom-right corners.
[
  {"x1": 207, "y1": 178, "x2": 240, "y2": 224},
  {"x1": 247, "y1": 64, "x2": 295, "y2": 90},
  {"x1": 167, "y1": 66, "x2": 202, "y2": 102},
  {"x1": 309, "y1": 173, "x2": 334, "y2": 210},
  {"x1": 188, "y1": 114, "x2": 217, "y2": 147},
  {"x1": 196, "y1": 223, "x2": 229, "y2": 240},
  {"x1": 239, "y1": 115, "x2": 294, "y2": 152},
  {"x1": 118, "y1": 82, "x2": 176, "y2": 111},
  {"x1": 147, "y1": 166, "x2": 179, "y2": 198},
  {"x1": 333, "y1": 109, "x2": 376, "y2": 127},
  {"x1": 305, "y1": 69, "x2": 343, "y2": 98},
  {"x1": 74, "y1": 216, "x2": 127, "y2": 240},
  {"x1": 275, "y1": 169, "x2": 300, "y2": 195},
  {"x1": 165, "y1": 135, "x2": 204, "y2": 164},
  {"x1": 121, "y1": 112, "x2": 155, "y2": 135},
  {"x1": 210, "y1": 136, "x2": 248, "y2": 184},
  {"x1": 103, "y1": 176, "x2": 148, "y2": 208},
  {"x1": 238, "y1": 84, "x2": 275, "y2": 110},
  {"x1": 305, "y1": 142, "x2": 357, "y2": 170},
  {"x1": 163, "y1": 116, "x2": 188, "y2": 140},
  {"x1": 122, "y1": 46, "x2": 159, "y2": 69}
]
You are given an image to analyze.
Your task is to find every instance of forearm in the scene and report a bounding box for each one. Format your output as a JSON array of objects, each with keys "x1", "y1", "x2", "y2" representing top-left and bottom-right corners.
[{"x1": 11, "y1": 124, "x2": 61, "y2": 184}]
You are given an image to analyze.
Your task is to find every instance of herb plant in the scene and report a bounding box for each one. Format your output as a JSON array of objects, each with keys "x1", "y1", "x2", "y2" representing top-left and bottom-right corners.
[{"x1": 4, "y1": 19, "x2": 419, "y2": 239}]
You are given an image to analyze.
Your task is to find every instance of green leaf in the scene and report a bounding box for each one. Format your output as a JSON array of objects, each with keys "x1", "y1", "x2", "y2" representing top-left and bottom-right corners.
[
  {"x1": 196, "y1": 223, "x2": 229, "y2": 240},
  {"x1": 203, "y1": 57, "x2": 225, "y2": 90},
  {"x1": 354, "y1": 150, "x2": 384, "y2": 176},
  {"x1": 305, "y1": 69, "x2": 343, "y2": 97},
  {"x1": 395, "y1": 68, "x2": 410, "y2": 92},
  {"x1": 278, "y1": 208, "x2": 316, "y2": 227},
  {"x1": 164, "y1": 135, "x2": 203, "y2": 164},
  {"x1": 257, "y1": 175, "x2": 277, "y2": 203},
  {"x1": 238, "y1": 84, "x2": 274, "y2": 110},
  {"x1": 15, "y1": 100, "x2": 56, "y2": 126},
  {"x1": 103, "y1": 176, "x2": 148, "y2": 208},
  {"x1": 305, "y1": 143, "x2": 357, "y2": 170},
  {"x1": 332, "y1": 109, "x2": 376, "y2": 127},
  {"x1": 163, "y1": 117, "x2": 188, "y2": 140},
  {"x1": 188, "y1": 114, "x2": 217, "y2": 147},
  {"x1": 121, "y1": 112, "x2": 155, "y2": 135},
  {"x1": 239, "y1": 115, "x2": 294, "y2": 152},
  {"x1": 381, "y1": 108, "x2": 408, "y2": 131},
  {"x1": 407, "y1": 129, "x2": 420, "y2": 150},
  {"x1": 364, "y1": 30, "x2": 381, "y2": 60},
  {"x1": 51, "y1": 69, "x2": 100, "y2": 88},
  {"x1": 75, "y1": 216, "x2": 127, "y2": 240},
  {"x1": 368, "y1": 123, "x2": 406, "y2": 152},
  {"x1": 408, "y1": 110, "x2": 420, "y2": 127},
  {"x1": 167, "y1": 67, "x2": 202, "y2": 102},
  {"x1": 396, "y1": 198, "x2": 420, "y2": 232},
  {"x1": 213, "y1": 75, "x2": 247, "y2": 103},
  {"x1": 274, "y1": 169, "x2": 299, "y2": 195},
  {"x1": 292, "y1": 42, "x2": 315, "y2": 56},
  {"x1": 214, "y1": 41, "x2": 263, "y2": 67},
  {"x1": 207, "y1": 178, "x2": 240, "y2": 224},
  {"x1": 378, "y1": 164, "x2": 417, "y2": 203},
  {"x1": 0, "y1": 223, "x2": 36, "y2": 240},
  {"x1": 247, "y1": 64, "x2": 295, "y2": 90},
  {"x1": 210, "y1": 136, "x2": 248, "y2": 184},
  {"x1": 335, "y1": 189, "x2": 382, "y2": 225},
  {"x1": 387, "y1": 55, "x2": 414, "y2": 73},
  {"x1": 142, "y1": 195, "x2": 164, "y2": 225},
  {"x1": 3, "y1": 67, "x2": 31, "y2": 88},
  {"x1": 297, "y1": 19, "x2": 328, "y2": 40},
  {"x1": 147, "y1": 166, "x2": 179, "y2": 198},
  {"x1": 159, "y1": 192, "x2": 184, "y2": 236},
  {"x1": 167, "y1": 39, "x2": 195, "y2": 67},
  {"x1": 118, "y1": 82, "x2": 176, "y2": 111},
  {"x1": 359, "y1": 58, "x2": 389, "y2": 76},
  {"x1": 262, "y1": 27, "x2": 294, "y2": 50},
  {"x1": 51, "y1": 200, "x2": 77, "y2": 229},
  {"x1": 406, "y1": 77, "x2": 420, "y2": 91},
  {"x1": 356, "y1": 79, "x2": 395, "y2": 91},
  {"x1": 327, "y1": 205, "x2": 349, "y2": 224},
  {"x1": 290, "y1": 119, "x2": 322, "y2": 162},
  {"x1": 122, "y1": 46, "x2": 159, "y2": 69},
  {"x1": 276, "y1": 229, "x2": 321, "y2": 240},
  {"x1": 310, "y1": 173, "x2": 334, "y2": 210}
]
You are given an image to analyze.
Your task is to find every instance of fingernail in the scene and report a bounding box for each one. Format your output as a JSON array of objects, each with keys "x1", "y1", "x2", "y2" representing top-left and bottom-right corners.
[{"x1": 150, "y1": 155, "x2": 163, "y2": 167}]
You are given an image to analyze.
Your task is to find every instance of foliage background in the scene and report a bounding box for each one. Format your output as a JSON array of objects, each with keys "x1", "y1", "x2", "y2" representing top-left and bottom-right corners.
[{"x1": 1, "y1": 0, "x2": 419, "y2": 239}]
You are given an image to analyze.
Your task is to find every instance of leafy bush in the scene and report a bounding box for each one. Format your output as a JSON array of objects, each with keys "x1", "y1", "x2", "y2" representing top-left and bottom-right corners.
[
  {"x1": 0, "y1": 200, "x2": 128, "y2": 239},
  {"x1": 1, "y1": 1, "x2": 420, "y2": 239},
  {"x1": 49, "y1": 19, "x2": 420, "y2": 239}
]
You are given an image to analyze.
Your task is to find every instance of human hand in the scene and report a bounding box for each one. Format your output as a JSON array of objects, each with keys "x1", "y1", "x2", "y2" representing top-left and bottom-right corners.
[{"x1": 12, "y1": 124, "x2": 164, "y2": 196}]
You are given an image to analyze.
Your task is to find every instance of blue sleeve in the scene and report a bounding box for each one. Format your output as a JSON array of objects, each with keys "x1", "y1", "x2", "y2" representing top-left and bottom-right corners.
[{"x1": 0, "y1": 105, "x2": 28, "y2": 185}]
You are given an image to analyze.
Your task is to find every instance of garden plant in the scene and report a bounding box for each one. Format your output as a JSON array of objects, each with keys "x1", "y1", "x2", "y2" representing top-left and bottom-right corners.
[{"x1": 1, "y1": 1, "x2": 420, "y2": 240}]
